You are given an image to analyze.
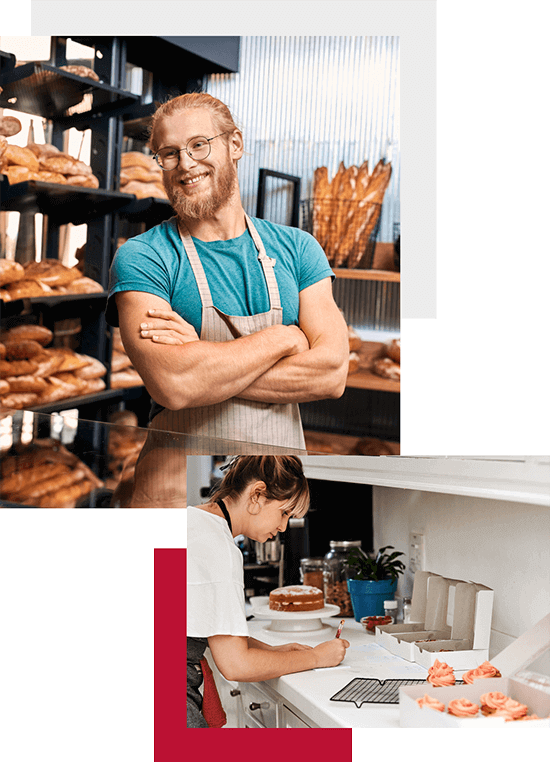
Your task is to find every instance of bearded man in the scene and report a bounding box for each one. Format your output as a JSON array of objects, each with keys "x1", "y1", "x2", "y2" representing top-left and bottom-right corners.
[{"x1": 106, "y1": 93, "x2": 348, "y2": 450}]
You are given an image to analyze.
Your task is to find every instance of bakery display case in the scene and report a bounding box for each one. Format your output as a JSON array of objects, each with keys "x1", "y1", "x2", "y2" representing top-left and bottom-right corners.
[{"x1": 0, "y1": 407, "x2": 309, "y2": 508}]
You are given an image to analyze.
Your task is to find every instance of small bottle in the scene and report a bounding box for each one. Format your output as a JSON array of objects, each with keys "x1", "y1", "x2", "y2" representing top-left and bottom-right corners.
[
  {"x1": 402, "y1": 597, "x2": 412, "y2": 624},
  {"x1": 383, "y1": 599, "x2": 398, "y2": 623}
]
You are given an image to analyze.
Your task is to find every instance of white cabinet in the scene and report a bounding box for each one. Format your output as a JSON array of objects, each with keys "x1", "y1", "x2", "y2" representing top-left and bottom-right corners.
[
  {"x1": 280, "y1": 705, "x2": 314, "y2": 728},
  {"x1": 301, "y1": 456, "x2": 550, "y2": 506}
]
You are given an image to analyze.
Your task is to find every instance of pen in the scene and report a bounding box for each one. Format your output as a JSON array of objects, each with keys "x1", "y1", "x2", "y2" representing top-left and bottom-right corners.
[{"x1": 335, "y1": 619, "x2": 345, "y2": 638}]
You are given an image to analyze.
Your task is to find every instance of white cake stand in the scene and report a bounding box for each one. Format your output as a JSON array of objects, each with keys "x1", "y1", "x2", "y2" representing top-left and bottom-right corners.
[{"x1": 249, "y1": 600, "x2": 341, "y2": 632}]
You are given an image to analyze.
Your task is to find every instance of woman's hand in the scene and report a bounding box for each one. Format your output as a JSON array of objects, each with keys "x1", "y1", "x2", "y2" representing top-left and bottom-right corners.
[
  {"x1": 272, "y1": 642, "x2": 313, "y2": 652},
  {"x1": 139, "y1": 308, "x2": 200, "y2": 345}
]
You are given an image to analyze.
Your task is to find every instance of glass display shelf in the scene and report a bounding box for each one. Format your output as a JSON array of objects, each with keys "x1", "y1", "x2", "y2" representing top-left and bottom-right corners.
[{"x1": 0, "y1": 407, "x2": 316, "y2": 509}]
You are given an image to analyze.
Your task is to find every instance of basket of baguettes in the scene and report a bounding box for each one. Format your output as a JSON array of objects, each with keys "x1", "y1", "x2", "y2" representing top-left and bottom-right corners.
[{"x1": 306, "y1": 158, "x2": 392, "y2": 269}]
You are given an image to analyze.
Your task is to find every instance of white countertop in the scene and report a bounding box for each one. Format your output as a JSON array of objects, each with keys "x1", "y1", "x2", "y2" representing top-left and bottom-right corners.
[{"x1": 247, "y1": 610, "x2": 431, "y2": 728}]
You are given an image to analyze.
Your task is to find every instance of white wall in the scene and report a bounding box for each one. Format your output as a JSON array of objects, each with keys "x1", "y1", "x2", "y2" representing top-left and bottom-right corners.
[{"x1": 373, "y1": 486, "x2": 550, "y2": 674}]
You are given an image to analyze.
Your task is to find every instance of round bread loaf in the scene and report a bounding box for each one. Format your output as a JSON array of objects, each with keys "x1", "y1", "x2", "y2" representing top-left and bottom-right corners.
[
  {"x1": 372, "y1": 356, "x2": 400, "y2": 381},
  {"x1": 1, "y1": 324, "x2": 53, "y2": 346},
  {"x1": 121, "y1": 151, "x2": 158, "y2": 171},
  {"x1": 269, "y1": 585, "x2": 324, "y2": 612},
  {"x1": 0, "y1": 116, "x2": 22, "y2": 137},
  {"x1": 24, "y1": 259, "x2": 82, "y2": 287},
  {"x1": 0, "y1": 260, "x2": 25, "y2": 287}
]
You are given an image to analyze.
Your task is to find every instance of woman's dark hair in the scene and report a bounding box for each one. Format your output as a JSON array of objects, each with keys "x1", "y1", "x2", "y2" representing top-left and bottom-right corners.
[{"x1": 208, "y1": 456, "x2": 309, "y2": 518}]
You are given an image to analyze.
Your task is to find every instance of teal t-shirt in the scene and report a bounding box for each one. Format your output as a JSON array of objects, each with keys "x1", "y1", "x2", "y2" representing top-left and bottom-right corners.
[{"x1": 106, "y1": 216, "x2": 334, "y2": 333}]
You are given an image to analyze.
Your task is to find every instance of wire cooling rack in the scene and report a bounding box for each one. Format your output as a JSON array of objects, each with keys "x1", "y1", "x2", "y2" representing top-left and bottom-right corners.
[{"x1": 330, "y1": 677, "x2": 463, "y2": 707}]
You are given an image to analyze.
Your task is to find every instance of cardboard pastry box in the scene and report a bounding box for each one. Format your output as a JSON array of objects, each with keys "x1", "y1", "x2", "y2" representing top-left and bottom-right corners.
[
  {"x1": 399, "y1": 613, "x2": 550, "y2": 727},
  {"x1": 375, "y1": 570, "x2": 494, "y2": 669}
]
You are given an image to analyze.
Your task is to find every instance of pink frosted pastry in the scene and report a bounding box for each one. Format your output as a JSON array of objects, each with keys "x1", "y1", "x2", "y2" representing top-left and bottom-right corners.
[
  {"x1": 462, "y1": 660, "x2": 502, "y2": 684},
  {"x1": 479, "y1": 691, "x2": 510, "y2": 715},
  {"x1": 416, "y1": 694, "x2": 445, "y2": 712},
  {"x1": 447, "y1": 698, "x2": 480, "y2": 717},
  {"x1": 492, "y1": 697, "x2": 528, "y2": 721},
  {"x1": 426, "y1": 659, "x2": 456, "y2": 687},
  {"x1": 516, "y1": 714, "x2": 541, "y2": 721}
]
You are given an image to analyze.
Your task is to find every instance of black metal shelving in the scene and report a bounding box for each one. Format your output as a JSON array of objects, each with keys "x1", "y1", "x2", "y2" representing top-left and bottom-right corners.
[{"x1": 1, "y1": 36, "x2": 239, "y2": 432}]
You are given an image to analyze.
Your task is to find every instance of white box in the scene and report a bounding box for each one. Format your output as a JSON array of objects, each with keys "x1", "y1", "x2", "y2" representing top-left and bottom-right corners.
[
  {"x1": 399, "y1": 613, "x2": 550, "y2": 727},
  {"x1": 375, "y1": 570, "x2": 494, "y2": 669}
]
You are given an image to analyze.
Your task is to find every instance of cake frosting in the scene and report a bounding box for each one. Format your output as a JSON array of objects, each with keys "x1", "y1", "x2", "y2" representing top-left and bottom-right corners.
[
  {"x1": 447, "y1": 698, "x2": 480, "y2": 717},
  {"x1": 462, "y1": 660, "x2": 502, "y2": 684},
  {"x1": 415, "y1": 694, "x2": 445, "y2": 712},
  {"x1": 426, "y1": 659, "x2": 456, "y2": 687}
]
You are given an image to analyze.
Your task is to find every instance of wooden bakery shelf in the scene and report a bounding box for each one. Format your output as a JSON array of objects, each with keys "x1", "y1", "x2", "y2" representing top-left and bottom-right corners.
[
  {"x1": 346, "y1": 341, "x2": 400, "y2": 393},
  {"x1": 333, "y1": 268, "x2": 400, "y2": 282},
  {"x1": 304, "y1": 429, "x2": 400, "y2": 456}
]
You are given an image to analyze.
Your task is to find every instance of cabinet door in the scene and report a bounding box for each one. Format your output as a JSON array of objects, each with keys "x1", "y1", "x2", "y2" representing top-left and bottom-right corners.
[
  {"x1": 280, "y1": 705, "x2": 312, "y2": 728},
  {"x1": 239, "y1": 683, "x2": 279, "y2": 728}
]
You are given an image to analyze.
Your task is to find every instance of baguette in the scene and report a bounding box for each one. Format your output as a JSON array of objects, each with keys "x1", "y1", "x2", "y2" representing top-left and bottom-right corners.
[
  {"x1": 65, "y1": 174, "x2": 99, "y2": 188},
  {"x1": 0, "y1": 359, "x2": 39, "y2": 378},
  {"x1": 6, "y1": 166, "x2": 40, "y2": 185},
  {"x1": 0, "y1": 462, "x2": 69, "y2": 496},
  {"x1": 3, "y1": 340, "x2": 44, "y2": 360},
  {"x1": 38, "y1": 479, "x2": 95, "y2": 508},
  {"x1": 0, "y1": 392, "x2": 39, "y2": 410},
  {"x1": 5, "y1": 375, "x2": 48, "y2": 394},
  {"x1": 14, "y1": 468, "x2": 86, "y2": 502}
]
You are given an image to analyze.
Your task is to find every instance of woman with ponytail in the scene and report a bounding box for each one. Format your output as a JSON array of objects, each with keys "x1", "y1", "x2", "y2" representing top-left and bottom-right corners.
[{"x1": 187, "y1": 456, "x2": 349, "y2": 727}]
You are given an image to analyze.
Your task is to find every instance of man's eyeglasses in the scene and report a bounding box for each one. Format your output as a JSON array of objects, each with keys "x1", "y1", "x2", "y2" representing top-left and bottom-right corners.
[{"x1": 153, "y1": 133, "x2": 226, "y2": 171}]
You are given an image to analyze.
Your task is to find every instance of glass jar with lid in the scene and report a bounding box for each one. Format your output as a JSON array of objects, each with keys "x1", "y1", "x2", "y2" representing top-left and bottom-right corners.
[
  {"x1": 299, "y1": 558, "x2": 325, "y2": 601},
  {"x1": 323, "y1": 540, "x2": 362, "y2": 617}
]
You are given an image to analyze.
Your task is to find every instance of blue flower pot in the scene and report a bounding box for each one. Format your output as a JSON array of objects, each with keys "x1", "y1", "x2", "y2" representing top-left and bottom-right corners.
[{"x1": 347, "y1": 578, "x2": 398, "y2": 622}]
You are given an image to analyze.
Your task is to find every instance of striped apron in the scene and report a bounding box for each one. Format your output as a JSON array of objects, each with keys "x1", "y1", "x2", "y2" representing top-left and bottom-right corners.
[{"x1": 150, "y1": 214, "x2": 306, "y2": 451}]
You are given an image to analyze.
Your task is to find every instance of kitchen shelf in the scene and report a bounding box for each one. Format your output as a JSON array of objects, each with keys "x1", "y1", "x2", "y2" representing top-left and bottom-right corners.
[
  {"x1": 301, "y1": 456, "x2": 550, "y2": 507},
  {"x1": 0, "y1": 292, "x2": 107, "y2": 319},
  {"x1": 19, "y1": 386, "x2": 145, "y2": 415}
]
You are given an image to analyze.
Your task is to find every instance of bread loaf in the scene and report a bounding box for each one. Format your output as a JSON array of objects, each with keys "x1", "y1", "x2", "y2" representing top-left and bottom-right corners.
[
  {"x1": 59, "y1": 65, "x2": 100, "y2": 81},
  {"x1": 24, "y1": 259, "x2": 82, "y2": 287},
  {"x1": 64, "y1": 174, "x2": 99, "y2": 188},
  {"x1": 66, "y1": 276, "x2": 103, "y2": 293},
  {"x1": 3, "y1": 339, "x2": 44, "y2": 360},
  {"x1": 111, "y1": 350, "x2": 133, "y2": 373},
  {"x1": 0, "y1": 379, "x2": 10, "y2": 394},
  {"x1": 0, "y1": 392, "x2": 39, "y2": 410},
  {"x1": 27, "y1": 142, "x2": 61, "y2": 159},
  {"x1": 0, "y1": 260, "x2": 25, "y2": 287},
  {"x1": 110, "y1": 368, "x2": 143, "y2": 389},
  {"x1": 36, "y1": 171, "x2": 67, "y2": 184},
  {"x1": 0, "y1": 359, "x2": 39, "y2": 378},
  {"x1": 386, "y1": 338, "x2": 400, "y2": 364},
  {"x1": 1, "y1": 324, "x2": 53, "y2": 346},
  {"x1": 4, "y1": 279, "x2": 53, "y2": 299},
  {"x1": 0, "y1": 134, "x2": 7, "y2": 164},
  {"x1": 348, "y1": 325, "x2": 362, "y2": 352},
  {"x1": 73, "y1": 356, "x2": 107, "y2": 379},
  {"x1": 348, "y1": 351, "x2": 360, "y2": 375},
  {"x1": 372, "y1": 356, "x2": 400, "y2": 381},
  {"x1": 121, "y1": 152, "x2": 158, "y2": 171},
  {"x1": 6, "y1": 166, "x2": 40, "y2": 185},
  {"x1": 0, "y1": 343, "x2": 5, "y2": 361},
  {"x1": 32, "y1": 351, "x2": 65, "y2": 378},
  {"x1": 0, "y1": 115, "x2": 22, "y2": 137},
  {"x1": 83, "y1": 377, "x2": 106, "y2": 394},
  {"x1": 39, "y1": 154, "x2": 78, "y2": 175},
  {"x1": 120, "y1": 166, "x2": 162, "y2": 184},
  {"x1": 5, "y1": 144, "x2": 40, "y2": 172},
  {"x1": 4, "y1": 375, "x2": 48, "y2": 393},
  {"x1": 121, "y1": 180, "x2": 168, "y2": 200}
]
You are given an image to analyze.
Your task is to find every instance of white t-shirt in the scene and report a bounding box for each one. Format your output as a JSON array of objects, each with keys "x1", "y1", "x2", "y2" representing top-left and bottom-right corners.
[{"x1": 187, "y1": 505, "x2": 249, "y2": 638}]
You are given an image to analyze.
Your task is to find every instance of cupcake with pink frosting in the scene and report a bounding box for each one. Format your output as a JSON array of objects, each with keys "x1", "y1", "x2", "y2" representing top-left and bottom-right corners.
[
  {"x1": 462, "y1": 660, "x2": 502, "y2": 684},
  {"x1": 479, "y1": 691, "x2": 510, "y2": 715},
  {"x1": 416, "y1": 694, "x2": 445, "y2": 712},
  {"x1": 447, "y1": 698, "x2": 480, "y2": 717},
  {"x1": 491, "y1": 697, "x2": 528, "y2": 721},
  {"x1": 426, "y1": 659, "x2": 456, "y2": 687}
]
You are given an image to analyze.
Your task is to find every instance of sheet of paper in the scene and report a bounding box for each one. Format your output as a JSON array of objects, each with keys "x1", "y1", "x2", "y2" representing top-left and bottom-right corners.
[{"x1": 349, "y1": 642, "x2": 429, "y2": 678}]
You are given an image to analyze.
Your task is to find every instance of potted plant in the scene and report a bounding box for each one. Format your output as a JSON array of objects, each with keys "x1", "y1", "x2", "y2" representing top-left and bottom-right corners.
[{"x1": 345, "y1": 545, "x2": 406, "y2": 622}]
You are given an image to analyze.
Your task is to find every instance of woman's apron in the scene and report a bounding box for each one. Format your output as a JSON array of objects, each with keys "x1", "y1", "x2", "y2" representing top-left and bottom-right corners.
[
  {"x1": 187, "y1": 636, "x2": 208, "y2": 728},
  {"x1": 151, "y1": 214, "x2": 305, "y2": 451}
]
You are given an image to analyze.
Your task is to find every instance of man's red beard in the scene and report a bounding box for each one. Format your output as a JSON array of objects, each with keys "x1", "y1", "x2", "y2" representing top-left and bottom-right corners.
[{"x1": 163, "y1": 159, "x2": 238, "y2": 221}]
